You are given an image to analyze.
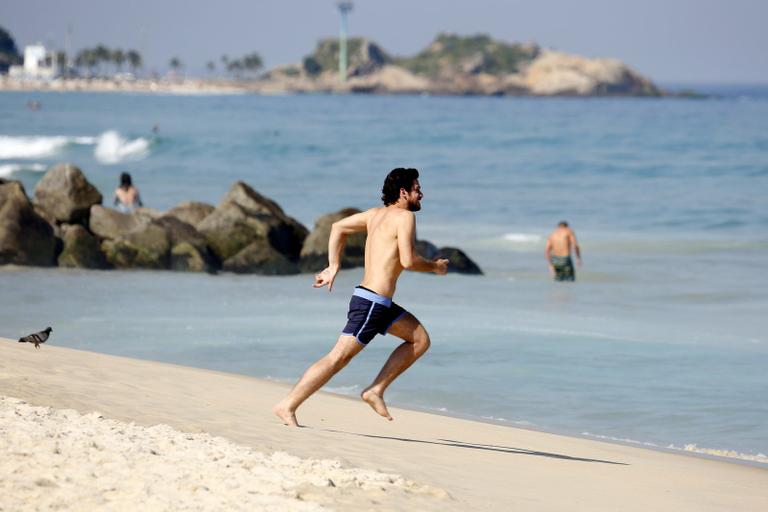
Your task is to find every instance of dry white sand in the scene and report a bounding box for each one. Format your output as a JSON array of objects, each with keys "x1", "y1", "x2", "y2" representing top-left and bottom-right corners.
[{"x1": 1, "y1": 338, "x2": 766, "y2": 511}]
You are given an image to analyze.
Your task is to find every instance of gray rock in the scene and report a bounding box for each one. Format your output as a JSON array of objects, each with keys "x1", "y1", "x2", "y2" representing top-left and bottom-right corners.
[
  {"x1": 165, "y1": 201, "x2": 215, "y2": 227},
  {"x1": 155, "y1": 216, "x2": 218, "y2": 272},
  {"x1": 197, "y1": 202, "x2": 270, "y2": 262},
  {"x1": 58, "y1": 224, "x2": 109, "y2": 269},
  {"x1": 198, "y1": 181, "x2": 308, "y2": 269},
  {"x1": 170, "y1": 242, "x2": 213, "y2": 273},
  {"x1": 33, "y1": 163, "x2": 102, "y2": 224},
  {"x1": 220, "y1": 181, "x2": 308, "y2": 260},
  {"x1": 415, "y1": 239, "x2": 439, "y2": 260},
  {"x1": 436, "y1": 246, "x2": 483, "y2": 275},
  {"x1": 101, "y1": 222, "x2": 170, "y2": 269},
  {"x1": 299, "y1": 208, "x2": 366, "y2": 272},
  {"x1": 223, "y1": 242, "x2": 300, "y2": 275},
  {"x1": 0, "y1": 180, "x2": 57, "y2": 266},
  {"x1": 89, "y1": 205, "x2": 149, "y2": 240}
]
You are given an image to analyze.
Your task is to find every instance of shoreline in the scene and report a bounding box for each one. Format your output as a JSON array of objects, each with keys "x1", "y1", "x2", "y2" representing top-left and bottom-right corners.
[
  {"x1": 0, "y1": 77, "x2": 704, "y2": 98},
  {"x1": 2, "y1": 337, "x2": 766, "y2": 510}
]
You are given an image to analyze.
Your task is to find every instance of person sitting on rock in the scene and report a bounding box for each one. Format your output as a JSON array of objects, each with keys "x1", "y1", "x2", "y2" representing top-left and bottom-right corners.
[{"x1": 113, "y1": 172, "x2": 143, "y2": 213}]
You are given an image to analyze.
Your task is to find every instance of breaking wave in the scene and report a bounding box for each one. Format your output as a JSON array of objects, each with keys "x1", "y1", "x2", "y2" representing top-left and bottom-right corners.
[
  {"x1": 0, "y1": 162, "x2": 47, "y2": 177},
  {"x1": 93, "y1": 130, "x2": 150, "y2": 164},
  {"x1": 0, "y1": 135, "x2": 93, "y2": 159},
  {"x1": 502, "y1": 233, "x2": 542, "y2": 243}
]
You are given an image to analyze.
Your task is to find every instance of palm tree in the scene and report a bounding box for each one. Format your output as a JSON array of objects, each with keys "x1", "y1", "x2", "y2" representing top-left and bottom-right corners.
[
  {"x1": 227, "y1": 59, "x2": 243, "y2": 79},
  {"x1": 126, "y1": 50, "x2": 142, "y2": 74},
  {"x1": 206, "y1": 61, "x2": 215, "y2": 75},
  {"x1": 242, "y1": 52, "x2": 263, "y2": 76},
  {"x1": 93, "y1": 44, "x2": 111, "y2": 75},
  {"x1": 112, "y1": 49, "x2": 126, "y2": 74},
  {"x1": 75, "y1": 48, "x2": 98, "y2": 77}
]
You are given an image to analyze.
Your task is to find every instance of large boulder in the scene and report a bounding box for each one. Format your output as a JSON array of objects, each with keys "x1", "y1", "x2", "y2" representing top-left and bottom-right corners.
[
  {"x1": 415, "y1": 239, "x2": 439, "y2": 260},
  {"x1": 89, "y1": 205, "x2": 150, "y2": 240},
  {"x1": 165, "y1": 201, "x2": 215, "y2": 227},
  {"x1": 299, "y1": 208, "x2": 366, "y2": 272},
  {"x1": 436, "y1": 246, "x2": 483, "y2": 275},
  {"x1": 101, "y1": 222, "x2": 170, "y2": 269},
  {"x1": 416, "y1": 240, "x2": 482, "y2": 274},
  {"x1": 0, "y1": 180, "x2": 57, "y2": 266},
  {"x1": 522, "y1": 50, "x2": 661, "y2": 96},
  {"x1": 33, "y1": 164, "x2": 103, "y2": 224},
  {"x1": 58, "y1": 224, "x2": 109, "y2": 269},
  {"x1": 155, "y1": 216, "x2": 218, "y2": 272},
  {"x1": 221, "y1": 181, "x2": 308, "y2": 258},
  {"x1": 222, "y1": 242, "x2": 300, "y2": 275},
  {"x1": 197, "y1": 182, "x2": 308, "y2": 270}
]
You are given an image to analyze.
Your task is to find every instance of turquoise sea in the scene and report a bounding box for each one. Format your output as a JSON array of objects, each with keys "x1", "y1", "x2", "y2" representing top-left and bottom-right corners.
[{"x1": 1, "y1": 87, "x2": 767, "y2": 463}]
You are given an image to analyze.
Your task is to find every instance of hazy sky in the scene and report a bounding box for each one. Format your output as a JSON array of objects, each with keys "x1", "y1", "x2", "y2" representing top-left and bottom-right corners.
[{"x1": 3, "y1": 0, "x2": 767, "y2": 83}]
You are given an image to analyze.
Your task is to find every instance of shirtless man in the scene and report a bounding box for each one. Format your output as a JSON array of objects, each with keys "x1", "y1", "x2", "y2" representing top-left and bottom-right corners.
[
  {"x1": 545, "y1": 221, "x2": 582, "y2": 282},
  {"x1": 273, "y1": 168, "x2": 449, "y2": 427}
]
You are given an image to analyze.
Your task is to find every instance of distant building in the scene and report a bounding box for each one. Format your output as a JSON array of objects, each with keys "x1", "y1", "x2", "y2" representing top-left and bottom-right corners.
[{"x1": 8, "y1": 44, "x2": 57, "y2": 79}]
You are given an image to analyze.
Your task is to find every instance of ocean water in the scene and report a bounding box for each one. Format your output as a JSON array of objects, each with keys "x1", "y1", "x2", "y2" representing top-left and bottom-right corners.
[{"x1": 1, "y1": 89, "x2": 767, "y2": 463}]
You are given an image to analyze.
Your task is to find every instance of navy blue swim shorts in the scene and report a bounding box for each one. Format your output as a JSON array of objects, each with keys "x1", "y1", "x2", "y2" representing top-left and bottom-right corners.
[{"x1": 341, "y1": 286, "x2": 408, "y2": 345}]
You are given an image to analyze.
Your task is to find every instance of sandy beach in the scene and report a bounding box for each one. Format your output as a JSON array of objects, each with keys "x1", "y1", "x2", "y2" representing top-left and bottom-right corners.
[{"x1": 1, "y1": 337, "x2": 766, "y2": 511}]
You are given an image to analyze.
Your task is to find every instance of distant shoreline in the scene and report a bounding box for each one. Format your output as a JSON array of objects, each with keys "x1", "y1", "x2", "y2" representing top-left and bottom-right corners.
[{"x1": 0, "y1": 76, "x2": 708, "y2": 98}]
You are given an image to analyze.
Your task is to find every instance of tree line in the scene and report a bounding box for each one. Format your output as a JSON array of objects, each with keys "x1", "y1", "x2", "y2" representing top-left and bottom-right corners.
[
  {"x1": 74, "y1": 45, "x2": 142, "y2": 75},
  {"x1": 1, "y1": 23, "x2": 265, "y2": 80}
]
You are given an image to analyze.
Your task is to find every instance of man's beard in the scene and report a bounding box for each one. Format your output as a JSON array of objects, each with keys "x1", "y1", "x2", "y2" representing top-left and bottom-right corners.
[{"x1": 407, "y1": 199, "x2": 421, "y2": 212}]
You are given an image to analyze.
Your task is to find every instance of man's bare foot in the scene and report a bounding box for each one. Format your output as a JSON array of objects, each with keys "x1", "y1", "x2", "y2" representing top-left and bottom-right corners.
[
  {"x1": 361, "y1": 388, "x2": 393, "y2": 421},
  {"x1": 273, "y1": 401, "x2": 299, "y2": 427}
]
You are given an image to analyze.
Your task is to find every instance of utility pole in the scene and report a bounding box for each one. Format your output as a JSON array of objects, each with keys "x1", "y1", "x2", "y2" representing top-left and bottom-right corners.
[{"x1": 337, "y1": 1, "x2": 353, "y2": 82}]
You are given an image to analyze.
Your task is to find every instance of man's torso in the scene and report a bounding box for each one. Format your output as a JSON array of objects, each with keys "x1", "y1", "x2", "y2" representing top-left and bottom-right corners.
[
  {"x1": 548, "y1": 228, "x2": 573, "y2": 257},
  {"x1": 360, "y1": 207, "x2": 408, "y2": 297}
]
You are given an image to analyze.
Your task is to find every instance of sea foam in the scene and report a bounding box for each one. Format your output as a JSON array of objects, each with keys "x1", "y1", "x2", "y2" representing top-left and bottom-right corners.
[
  {"x1": 0, "y1": 163, "x2": 47, "y2": 177},
  {"x1": 94, "y1": 130, "x2": 150, "y2": 164},
  {"x1": 0, "y1": 135, "x2": 92, "y2": 159},
  {"x1": 502, "y1": 233, "x2": 542, "y2": 243}
]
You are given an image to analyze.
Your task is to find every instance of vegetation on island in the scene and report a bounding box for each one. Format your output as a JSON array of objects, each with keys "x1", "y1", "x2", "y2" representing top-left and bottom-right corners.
[
  {"x1": 0, "y1": 26, "x2": 21, "y2": 73},
  {"x1": 396, "y1": 33, "x2": 540, "y2": 77},
  {"x1": 294, "y1": 33, "x2": 539, "y2": 79},
  {"x1": 302, "y1": 37, "x2": 390, "y2": 76}
]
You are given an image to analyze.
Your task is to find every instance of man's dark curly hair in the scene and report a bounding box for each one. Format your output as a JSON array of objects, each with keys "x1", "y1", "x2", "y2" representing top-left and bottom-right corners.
[{"x1": 381, "y1": 167, "x2": 419, "y2": 205}]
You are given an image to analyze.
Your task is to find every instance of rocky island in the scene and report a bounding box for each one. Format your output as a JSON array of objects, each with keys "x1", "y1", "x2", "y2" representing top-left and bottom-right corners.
[
  {"x1": 0, "y1": 164, "x2": 482, "y2": 275},
  {"x1": 2, "y1": 33, "x2": 662, "y2": 97}
]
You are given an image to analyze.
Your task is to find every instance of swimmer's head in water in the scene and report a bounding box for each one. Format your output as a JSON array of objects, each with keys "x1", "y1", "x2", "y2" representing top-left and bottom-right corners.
[
  {"x1": 382, "y1": 168, "x2": 421, "y2": 210},
  {"x1": 119, "y1": 172, "x2": 133, "y2": 189}
]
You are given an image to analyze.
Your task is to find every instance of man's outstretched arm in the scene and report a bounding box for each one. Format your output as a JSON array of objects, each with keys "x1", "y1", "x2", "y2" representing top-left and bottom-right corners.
[
  {"x1": 314, "y1": 209, "x2": 372, "y2": 291},
  {"x1": 397, "y1": 211, "x2": 448, "y2": 274}
]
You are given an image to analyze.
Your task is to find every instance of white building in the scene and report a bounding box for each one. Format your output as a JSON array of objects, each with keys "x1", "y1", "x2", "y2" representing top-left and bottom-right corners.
[{"x1": 8, "y1": 44, "x2": 57, "y2": 79}]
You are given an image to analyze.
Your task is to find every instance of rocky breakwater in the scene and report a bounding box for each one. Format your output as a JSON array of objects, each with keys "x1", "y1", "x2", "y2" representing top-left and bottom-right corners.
[{"x1": 1, "y1": 165, "x2": 483, "y2": 275}]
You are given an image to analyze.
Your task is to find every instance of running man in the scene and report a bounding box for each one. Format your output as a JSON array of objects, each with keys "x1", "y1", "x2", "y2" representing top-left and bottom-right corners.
[
  {"x1": 545, "y1": 220, "x2": 582, "y2": 281},
  {"x1": 273, "y1": 168, "x2": 449, "y2": 427}
]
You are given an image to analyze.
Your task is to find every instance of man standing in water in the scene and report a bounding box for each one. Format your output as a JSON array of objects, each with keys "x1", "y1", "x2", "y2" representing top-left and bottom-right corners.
[
  {"x1": 545, "y1": 220, "x2": 582, "y2": 281},
  {"x1": 274, "y1": 168, "x2": 449, "y2": 427}
]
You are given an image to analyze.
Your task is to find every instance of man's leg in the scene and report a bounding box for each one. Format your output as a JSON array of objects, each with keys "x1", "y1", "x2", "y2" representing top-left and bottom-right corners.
[
  {"x1": 361, "y1": 313, "x2": 430, "y2": 421},
  {"x1": 273, "y1": 335, "x2": 364, "y2": 426}
]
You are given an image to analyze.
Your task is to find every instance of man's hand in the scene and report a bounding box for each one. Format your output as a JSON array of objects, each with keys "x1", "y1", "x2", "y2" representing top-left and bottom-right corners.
[
  {"x1": 548, "y1": 264, "x2": 555, "y2": 276},
  {"x1": 433, "y1": 258, "x2": 449, "y2": 275},
  {"x1": 313, "y1": 266, "x2": 339, "y2": 291}
]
